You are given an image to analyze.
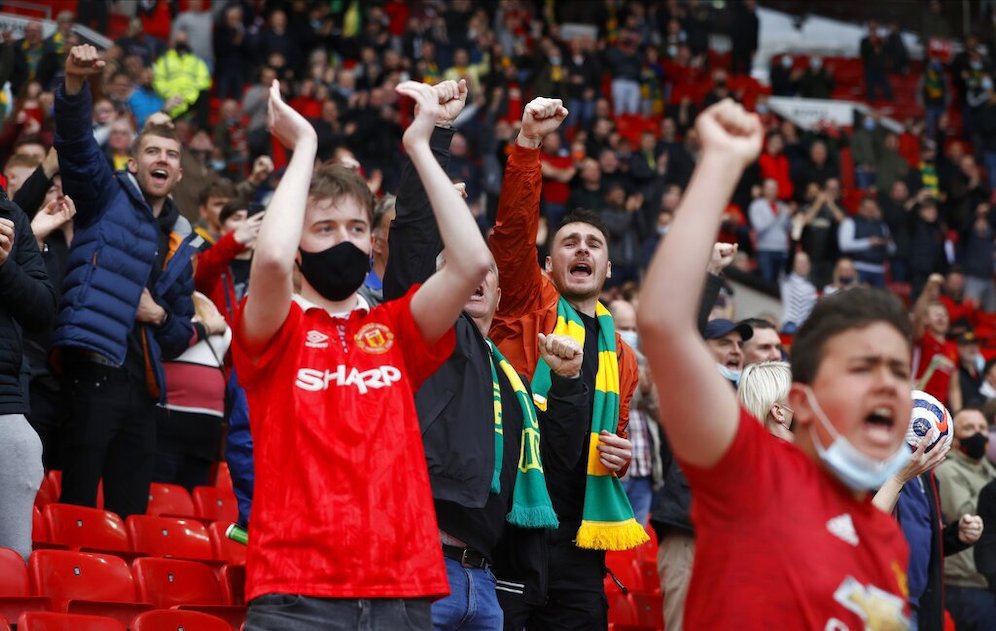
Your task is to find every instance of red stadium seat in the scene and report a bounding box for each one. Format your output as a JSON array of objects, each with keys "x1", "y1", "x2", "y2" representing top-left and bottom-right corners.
[
  {"x1": 35, "y1": 475, "x2": 58, "y2": 508},
  {"x1": 127, "y1": 516, "x2": 213, "y2": 561},
  {"x1": 17, "y1": 612, "x2": 126, "y2": 631},
  {"x1": 28, "y1": 550, "x2": 152, "y2": 628},
  {"x1": 212, "y1": 463, "x2": 233, "y2": 494},
  {"x1": 192, "y1": 488, "x2": 239, "y2": 523},
  {"x1": 606, "y1": 557, "x2": 644, "y2": 593},
  {"x1": 132, "y1": 558, "x2": 225, "y2": 608},
  {"x1": 33, "y1": 506, "x2": 48, "y2": 544},
  {"x1": 207, "y1": 523, "x2": 245, "y2": 565},
  {"x1": 630, "y1": 592, "x2": 664, "y2": 630},
  {"x1": 43, "y1": 505, "x2": 130, "y2": 553},
  {"x1": 45, "y1": 473, "x2": 103, "y2": 509},
  {"x1": 0, "y1": 548, "x2": 51, "y2": 626},
  {"x1": 607, "y1": 590, "x2": 639, "y2": 626},
  {"x1": 147, "y1": 484, "x2": 197, "y2": 518},
  {"x1": 133, "y1": 609, "x2": 231, "y2": 631},
  {"x1": 0, "y1": 618, "x2": 7, "y2": 631},
  {"x1": 218, "y1": 565, "x2": 245, "y2": 607}
]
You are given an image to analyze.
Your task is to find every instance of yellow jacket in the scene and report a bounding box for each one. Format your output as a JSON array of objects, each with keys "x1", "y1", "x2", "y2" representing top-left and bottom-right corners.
[{"x1": 153, "y1": 50, "x2": 211, "y2": 117}]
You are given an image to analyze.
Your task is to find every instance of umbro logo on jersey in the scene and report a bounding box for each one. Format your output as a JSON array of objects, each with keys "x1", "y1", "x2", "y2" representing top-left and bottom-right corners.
[
  {"x1": 295, "y1": 365, "x2": 402, "y2": 394},
  {"x1": 826, "y1": 513, "x2": 859, "y2": 546},
  {"x1": 305, "y1": 330, "x2": 329, "y2": 348}
]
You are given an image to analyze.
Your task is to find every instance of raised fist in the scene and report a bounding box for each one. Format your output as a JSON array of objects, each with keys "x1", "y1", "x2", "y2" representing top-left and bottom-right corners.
[
  {"x1": 66, "y1": 45, "x2": 105, "y2": 77},
  {"x1": 694, "y1": 99, "x2": 763, "y2": 169},
  {"x1": 538, "y1": 332, "x2": 582, "y2": 378},
  {"x1": 518, "y1": 97, "x2": 568, "y2": 148},
  {"x1": 433, "y1": 79, "x2": 468, "y2": 127}
]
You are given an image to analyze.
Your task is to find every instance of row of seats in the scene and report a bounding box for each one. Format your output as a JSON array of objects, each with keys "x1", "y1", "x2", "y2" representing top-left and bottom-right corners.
[
  {"x1": 0, "y1": 547, "x2": 245, "y2": 629},
  {"x1": 605, "y1": 525, "x2": 664, "y2": 631},
  {"x1": 3, "y1": 610, "x2": 233, "y2": 631},
  {"x1": 36, "y1": 476, "x2": 238, "y2": 525},
  {"x1": 32, "y1": 504, "x2": 245, "y2": 566}
]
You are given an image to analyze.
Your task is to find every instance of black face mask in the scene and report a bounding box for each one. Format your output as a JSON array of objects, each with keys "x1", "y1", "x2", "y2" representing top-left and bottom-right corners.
[
  {"x1": 839, "y1": 276, "x2": 856, "y2": 285},
  {"x1": 297, "y1": 242, "x2": 370, "y2": 302},
  {"x1": 960, "y1": 432, "x2": 989, "y2": 460},
  {"x1": 175, "y1": 42, "x2": 192, "y2": 55}
]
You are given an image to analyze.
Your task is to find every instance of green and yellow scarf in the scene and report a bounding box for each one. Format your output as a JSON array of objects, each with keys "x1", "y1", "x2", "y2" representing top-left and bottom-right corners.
[
  {"x1": 530, "y1": 298, "x2": 649, "y2": 550},
  {"x1": 487, "y1": 341, "x2": 559, "y2": 529}
]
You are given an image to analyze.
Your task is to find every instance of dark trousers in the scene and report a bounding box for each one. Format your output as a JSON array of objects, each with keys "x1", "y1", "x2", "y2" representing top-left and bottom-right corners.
[
  {"x1": 27, "y1": 375, "x2": 69, "y2": 470},
  {"x1": 946, "y1": 585, "x2": 996, "y2": 631},
  {"x1": 59, "y1": 360, "x2": 156, "y2": 518},
  {"x1": 498, "y1": 540, "x2": 607, "y2": 631},
  {"x1": 246, "y1": 594, "x2": 432, "y2": 631}
]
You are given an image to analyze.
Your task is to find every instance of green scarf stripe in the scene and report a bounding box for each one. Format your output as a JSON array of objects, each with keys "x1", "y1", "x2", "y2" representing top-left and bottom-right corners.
[
  {"x1": 487, "y1": 341, "x2": 559, "y2": 529},
  {"x1": 530, "y1": 298, "x2": 649, "y2": 551}
]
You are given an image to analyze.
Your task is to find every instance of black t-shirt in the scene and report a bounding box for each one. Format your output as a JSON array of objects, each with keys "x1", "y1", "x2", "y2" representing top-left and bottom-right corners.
[
  {"x1": 546, "y1": 310, "x2": 599, "y2": 544},
  {"x1": 434, "y1": 342, "x2": 524, "y2": 561}
]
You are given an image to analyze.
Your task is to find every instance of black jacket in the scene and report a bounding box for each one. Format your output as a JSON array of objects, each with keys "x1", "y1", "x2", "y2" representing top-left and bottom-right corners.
[
  {"x1": 975, "y1": 479, "x2": 996, "y2": 596},
  {"x1": 915, "y1": 471, "x2": 971, "y2": 631},
  {"x1": 0, "y1": 196, "x2": 56, "y2": 414}
]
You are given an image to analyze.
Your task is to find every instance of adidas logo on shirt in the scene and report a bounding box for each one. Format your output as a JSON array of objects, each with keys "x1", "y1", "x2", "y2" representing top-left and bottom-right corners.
[{"x1": 826, "y1": 513, "x2": 859, "y2": 546}]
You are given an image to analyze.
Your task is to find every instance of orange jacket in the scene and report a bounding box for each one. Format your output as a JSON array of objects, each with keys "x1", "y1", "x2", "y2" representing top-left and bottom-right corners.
[{"x1": 489, "y1": 143, "x2": 638, "y2": 438}]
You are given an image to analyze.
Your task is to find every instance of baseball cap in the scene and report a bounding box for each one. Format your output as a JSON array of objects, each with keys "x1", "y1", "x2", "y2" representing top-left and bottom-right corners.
[
  {"x1": 955, "y1": 330, "x2": 978, "y2": 345},
  {"x1": 703, "y1": 319, "x2": 753, "y2": 342}
]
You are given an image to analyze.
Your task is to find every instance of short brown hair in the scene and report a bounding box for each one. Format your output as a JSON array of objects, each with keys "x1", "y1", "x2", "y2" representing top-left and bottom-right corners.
[
  {"x1": 131, "y1": 123, "x2": 181, "y2": 157},
  {"x1": 791, "y1": 287, "x2": 912, "y2": 385},
  {"x1": 556, "y1": 208, "x2": 610, "y2": 245},
  {"x1": 4, "y1": 153, "x2": 40, "y2": 172},
  {"x1": 197, "y1": 178, "x2": 237, "y2": 207},
  {"x1": 309, "y1": 164, "x2": 375, "y2": 225}
]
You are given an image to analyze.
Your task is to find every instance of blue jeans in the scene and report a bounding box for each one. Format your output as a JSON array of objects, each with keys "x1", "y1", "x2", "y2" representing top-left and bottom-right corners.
[
  {"x1": 857, "y1": 268, "x2": 886, "y2": 288},
  {"x1": 431, "y1": 559, "x2": 503, "y2": 631},
  {"x1": 623, "y1": 475, "x2": 653, "y2": 525},
  {"x1": 756, "y1": 250, "x2": 787, "y2": 285},
  {"x1": 945, "y1": 585, "x2": 996, "y2": 631},
  {"x1": 247, "y1": 594, "x2": 432, "y2": 631}
]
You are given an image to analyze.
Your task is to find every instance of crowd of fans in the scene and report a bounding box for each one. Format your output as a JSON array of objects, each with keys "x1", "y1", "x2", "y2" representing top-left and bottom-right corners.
[{"x1": 2, "y1": 0, "x2": 996, "y2": 629}]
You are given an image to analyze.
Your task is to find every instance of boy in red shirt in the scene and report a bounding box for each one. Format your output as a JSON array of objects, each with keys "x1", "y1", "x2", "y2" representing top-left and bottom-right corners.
[
  {"x1": 234, "y1": 80, "x2": 492, "y2": 630},
  {"x1": 638, "y1": 100, "x2": 914, "y2": 630}
]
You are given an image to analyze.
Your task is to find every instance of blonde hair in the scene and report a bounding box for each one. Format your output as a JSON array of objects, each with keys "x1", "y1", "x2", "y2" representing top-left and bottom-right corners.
[{"x1": 738, "y1": 361, "x2": 792, "y2": 426}]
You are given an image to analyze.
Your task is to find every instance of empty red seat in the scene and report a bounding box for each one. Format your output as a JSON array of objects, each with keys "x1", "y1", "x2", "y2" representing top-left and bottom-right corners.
[
  {"x1": 133, "y1": 557, "x2": 246, "y2": 629},
  {"x1": 43, "y1": 505, "x2": 130, "y2": 553},
  {"x1": 28, "y1": 550, "x2": 152, "y2": 628},
  {"x1": 35, "y1": 476, "x2": 58, "y2": 508},
  {"x1": 607, "y1": 590, "x2": 639, "y2": 626},
  {"x1": 17, "y1": 612, "x2": 125, "y2": 631},
  {"x1": 126, "y1": 516, "x2": 213, "y2": 561},
  {"x1": 192, "y1": 488, "x2": 238, "y2": 523},
  {"x1": 212, "y1": 463, "x2": 233, "y2": 494},
  {"x1": 45, "y1": 473, "x2": 103, "y2": 509},
  {"x1": 630, "y1": 591, "x2": 664, "y2": 630},
  {"x1": 132, "y1": 558, "x2": 225, "y2": 608},
  {"x1": 207, "y1": 523, "x2": 245, "y2": 565},
  {"x1": 33, "y1": 507, "x2": 48, "y2": 544},
  {"x1": 133, "y1": 609, "x2": 231, "y2": 631},
  {"x1": 0, "y1": 547, "x2": 51, "y2": 625},
  {"x1": 147, "y1": 484, "x2": 196, "y2": 518}
]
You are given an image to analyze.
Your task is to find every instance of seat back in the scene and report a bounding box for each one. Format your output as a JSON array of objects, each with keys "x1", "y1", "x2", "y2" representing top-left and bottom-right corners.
[
  {"x1": 206, "y1": 523, "x2": 245, "y2": 565},
  {"x1": 133, "y1": 609, "x2": 232, "y2": 631},
  {"x1": 192, "y1": 487, "x2": 238, "y2": 523},
  {"x1": 127, "y1": 516, "x2": 213, "y2": 561},
  {"x1": 146, "y1": 484, "x2": 196, "y2": 518},
  {"x1": 132, "y1": 558, "x2": 224, "y2": 609},
  {"x1": 29, "y1": 550, "x2": 138, "y2": 609},
  {"x1": 43, "y1": 505, "x2": 130, "y2": 552},
  {"x1": 218, "y1": 564, "x2": 245, "y2": 606},
  {"x1": 0, "y1": 548, "x2": 30, "y2": 596},
  {"x1": 16, "y1": 612, "x2": 126, "y2": 631}
]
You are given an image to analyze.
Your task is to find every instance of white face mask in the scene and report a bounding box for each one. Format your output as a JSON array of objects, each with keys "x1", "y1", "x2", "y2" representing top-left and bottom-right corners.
[
  {"x1": 717, "y1": 363, "x2": 741, "y2": 386},
  {"x1": 803, "y1": 386, "x2": 910, "y2": 492},
  {"x1": 619, "y1": 329, "x2": 639, "y2": 352}
]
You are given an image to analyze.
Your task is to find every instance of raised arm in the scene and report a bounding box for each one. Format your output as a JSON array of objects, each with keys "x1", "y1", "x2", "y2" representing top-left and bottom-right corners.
[
  {"x1": 637, "y1": 100, "x2": 763, "y2": 469},
  {"x1": 399, "y1": 81, "x2": 491, "y2": 344},
  {"x1": 490, "y1": 98, "x2": 568, "y2": 317},
  {"x1": 911, "y1": 273, "x2": 944, "y2": 341},
  {"x1": 53, "y1": 45, "x2": 114, "y2": 226},
  {"x1": 240, "y1": 81, "x2": 318, "y2": 355},
  {"x1": 383, "y1": 80, "x2": 465, "y2": 301}
]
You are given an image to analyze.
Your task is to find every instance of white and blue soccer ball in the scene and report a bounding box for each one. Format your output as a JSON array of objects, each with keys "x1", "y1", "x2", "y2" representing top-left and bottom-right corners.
[{"x1": 906, "y1": 390, "x2": 953, "y2": 453}]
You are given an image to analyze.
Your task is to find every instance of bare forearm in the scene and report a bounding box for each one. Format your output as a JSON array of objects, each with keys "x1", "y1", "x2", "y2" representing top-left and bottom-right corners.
[{"x1": 252, "y1": 139, "x2": 317, "y2": 272}]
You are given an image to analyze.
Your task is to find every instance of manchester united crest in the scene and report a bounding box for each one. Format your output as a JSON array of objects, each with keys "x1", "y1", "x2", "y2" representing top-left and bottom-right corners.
[{"x1": 354, "y1": 323, "x2": 395, "y2": 354}]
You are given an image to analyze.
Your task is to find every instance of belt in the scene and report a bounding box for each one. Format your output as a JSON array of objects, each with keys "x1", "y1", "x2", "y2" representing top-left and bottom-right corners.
[
  {"x1": 442, "y1": 544, "x2": 489, "y2": 569},
  {"x1": 62, "y1": 348, "x2": 120, "y2": 368}
]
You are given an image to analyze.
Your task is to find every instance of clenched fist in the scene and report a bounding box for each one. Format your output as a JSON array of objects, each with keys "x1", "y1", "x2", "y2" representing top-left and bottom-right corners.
[
  {"x1": 538, "y1": 333, "x2": 582, "y2": 378},
  {"x1": 518, "y1": 98, "x2": 569, "y2": 149},
  {"x1": 695, "y1": 99, "x2": 763, "y2": 169}
]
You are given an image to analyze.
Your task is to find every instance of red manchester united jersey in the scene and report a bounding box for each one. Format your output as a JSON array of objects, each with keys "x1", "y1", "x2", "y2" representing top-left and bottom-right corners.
[
  {"x1": 680, "y1": 408, "x2": 911, "y2": 630},
  {"x1": 233, "y1": 288, "x2": 455, "y2": 601}
]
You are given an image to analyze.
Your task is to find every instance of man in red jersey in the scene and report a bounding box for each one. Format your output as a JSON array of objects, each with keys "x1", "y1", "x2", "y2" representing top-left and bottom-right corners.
[
  {"x1": 913, "y1": 273, "x2": 963, "y2": 412},
  {"x1": 233, "y1": 79, "x2": 492, "y2": 630},
  {"x1": 638, "y1": 99, "x2": 914, "y2": 630}
]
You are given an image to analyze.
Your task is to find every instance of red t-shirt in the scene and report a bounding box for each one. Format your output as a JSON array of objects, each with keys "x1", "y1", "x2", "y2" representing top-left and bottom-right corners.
[
  {"x1": 680, "y1": 408, "x2": 910, "y2": 630},
  {"x1": 232, "y1": 288, "x2": 455, "y2": 601},
  {"x1": 913, "y1": 332, "x2": 958, "y2": 405},
  {"x1": 539, "y1": 152, "x2": 573, "y2": 205}
]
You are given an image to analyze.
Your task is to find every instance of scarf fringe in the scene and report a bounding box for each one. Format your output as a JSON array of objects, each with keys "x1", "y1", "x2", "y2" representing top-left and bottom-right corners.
[
  {"x1": 507, "y1": 505, "x2": 559, "y2": 529},
  {"x1": 575, "y1": 518, "x2": 650, "y2": 551}
]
